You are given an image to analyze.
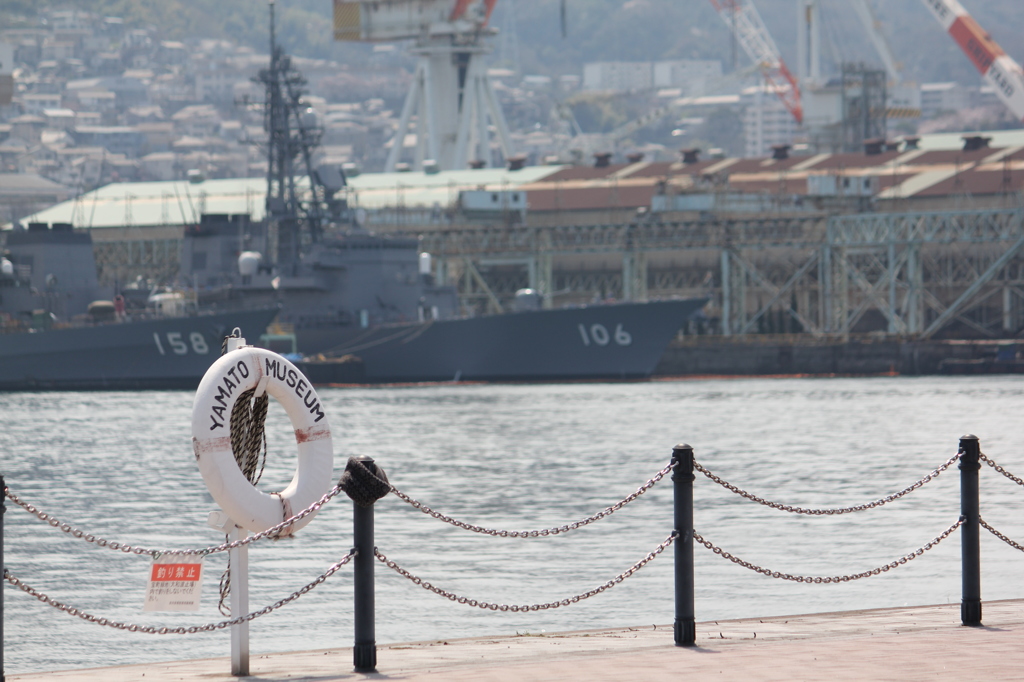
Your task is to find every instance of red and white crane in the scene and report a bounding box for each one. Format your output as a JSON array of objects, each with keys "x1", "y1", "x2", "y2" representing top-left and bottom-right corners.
[
  {"x1": 706, "y1": 0, "x2": 803, "y2": 124},
  {"x1": 919, "y1": 0, "x2": 1024, "y2": 122}
]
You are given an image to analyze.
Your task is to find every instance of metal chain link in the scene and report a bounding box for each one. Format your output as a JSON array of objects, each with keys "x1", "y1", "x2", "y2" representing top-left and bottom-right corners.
[
  {"x1": 2, "y1": 484, "x2": 346, "y2": 557},
  {"x1": 693, "y1": 452, "x2": 960, "y2": 515},
  {"x1": 692, "y1": 517, "x2": 963, "y2": 583},
  {"x1": 374, "y1": 531, "x2": 677, "y2": 612},
  {"x1": 2, "y1": 550, "x2": 356, "y2": 634},
  {"x1": 979, "y1": 453, "x2": 1024, "y2": 487},
  {"x1": 979, "y1": 517, "x2": 1024, "y2": 552},
  {"x1": 388, "y1": 461, "x2": 675, "y2": 537}
]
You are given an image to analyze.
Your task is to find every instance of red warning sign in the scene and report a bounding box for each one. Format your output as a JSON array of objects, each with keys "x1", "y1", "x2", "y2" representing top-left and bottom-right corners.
[
  {"x1": 150, "y1": 563, "x2": 202, "y2": 582},
  {"x1": 144, "y1": 554, "x2": 204, "y2": 612}
]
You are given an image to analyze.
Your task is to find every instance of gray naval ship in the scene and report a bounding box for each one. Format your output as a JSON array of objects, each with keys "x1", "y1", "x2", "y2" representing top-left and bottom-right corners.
[
  {"x1": 0, "y1": 224, "x2": 278, "y2": 390},
  {"x1": 0, "y1": 8, "x2": 706, "y2": 390},
  {"x1": 184, "y1": 213, "x2": 706, "y2": 383},
  {"x1": 175, "y1": 10, "x2": 707, "y2": 384}
]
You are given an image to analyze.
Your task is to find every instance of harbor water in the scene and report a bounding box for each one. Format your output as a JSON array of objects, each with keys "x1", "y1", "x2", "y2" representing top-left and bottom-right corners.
[{"x1": 2, "y1": 376, "x2": 1023, "y2": 674}]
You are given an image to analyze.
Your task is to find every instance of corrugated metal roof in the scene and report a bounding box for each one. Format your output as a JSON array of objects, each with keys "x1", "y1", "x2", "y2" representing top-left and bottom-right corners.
[
  {"x1": 907, "y1": 148, "x2": 994, "y2": 166},
  {"x1": 799, "y1": 151, "x2": 902, "y2": 171},
  {"x1": 914, "y1": 130, "x2": 1024, "y2": 151},
  {"x1": 540, "y1": 165, "x2": 633, "y2": 182},
  {"x1": 13, "y1": 134, "x2": 1024, "y2": 230},
  {"x1": 347, "y1": 165, "x2": 562, "y2": 210},
  {"x1": 16, "y1": 177, "x2": 267, "y2": 229},
  {"x1": 876, "y1": 168, "x2": 960, "y2": 200},
  {"x1": 903, "y1": 166, "x2": 1024, "y2": 198},
  {"x1": 608, "y1": 162, "x2": 673, "y2": 179},
  {"x1": 350, "y1": 165, "x2": 559, "y2": 190},
  {"x1": 14, "y1": 166, "x2": 564, "y2": 229}
]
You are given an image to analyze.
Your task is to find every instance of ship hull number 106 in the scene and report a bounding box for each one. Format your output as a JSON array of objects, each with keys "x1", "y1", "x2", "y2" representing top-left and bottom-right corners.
[
  {"x1": 578, "y1": 323, "x2": 632, "y2": 347},
  {"x1": 153, "y1": 332, "x2": 210, "y2": 356}
]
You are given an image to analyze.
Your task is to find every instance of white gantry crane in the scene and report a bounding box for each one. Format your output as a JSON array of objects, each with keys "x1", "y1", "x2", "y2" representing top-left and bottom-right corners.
[
  {"x1": 333, "y1": 0, "x2": 515, "y2": 171},
  {"x1": 706, "y1": 0, "x2": 803, "y2": 124},
  {"x1": 797, "y1": 0, "x2": 921, "y2": 121},
  {"x1": 849, "y1": 0, "x2": 900, "y2": 84},
  {"x1": 918, "y1": 0, "x2": 1024, "y2": 122}
]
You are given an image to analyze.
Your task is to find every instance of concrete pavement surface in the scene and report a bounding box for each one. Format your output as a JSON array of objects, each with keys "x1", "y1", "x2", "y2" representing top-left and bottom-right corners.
[{"x1": 10, "y1": 599, "x2": 1024, "y2": 681}]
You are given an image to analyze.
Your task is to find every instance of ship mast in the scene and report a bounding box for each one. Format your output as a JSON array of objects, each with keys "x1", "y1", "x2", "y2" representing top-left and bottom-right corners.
[{"x1": 256, "y1": 0, "x2": 334, "y2": 274}]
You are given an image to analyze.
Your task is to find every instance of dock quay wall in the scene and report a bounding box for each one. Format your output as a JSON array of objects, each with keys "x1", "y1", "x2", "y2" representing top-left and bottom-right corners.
[{"x1": 654, "y1": 335, "x2": 1024, "y2": 376}]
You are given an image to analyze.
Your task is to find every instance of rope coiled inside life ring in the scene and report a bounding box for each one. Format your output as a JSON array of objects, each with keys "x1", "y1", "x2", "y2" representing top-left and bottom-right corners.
[{"x1": 229, "y1": 388, "x2": 268, "y2": 485}]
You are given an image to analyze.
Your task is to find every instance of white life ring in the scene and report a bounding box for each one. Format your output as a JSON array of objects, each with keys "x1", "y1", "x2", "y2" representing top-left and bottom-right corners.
[{"x1": 191, "y1": 346, "x2": 333, "y2": 534}]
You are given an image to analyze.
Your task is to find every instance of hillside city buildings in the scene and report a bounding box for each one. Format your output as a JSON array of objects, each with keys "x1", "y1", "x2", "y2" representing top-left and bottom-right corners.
[{"x1": 0, "y1": 8, "x2": 1016, "y2": 228}]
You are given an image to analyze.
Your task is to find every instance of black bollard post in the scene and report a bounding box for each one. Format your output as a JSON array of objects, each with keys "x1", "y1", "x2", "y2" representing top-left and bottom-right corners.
[
  {"x1": 959, "y1": 435, "x2": 982, "y2": 626},
  {"x1": 353, "y1": 494, "x2": 376, "y2": 672},
  {"x1": 673, "y1": 444, "x2": 695, "y2": 646},
  {"x1": 338, "y1": 455, "x2": 391, "y2": 673}
]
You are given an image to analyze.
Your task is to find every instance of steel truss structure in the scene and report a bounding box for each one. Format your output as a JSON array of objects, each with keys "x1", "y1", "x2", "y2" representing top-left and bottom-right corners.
[
  {"x1": 417, "y1": 207, "x2": 1024, "y2": 339},
  {"x1": 824, "y1": 208, "x2": 1024, "y2": 338}
]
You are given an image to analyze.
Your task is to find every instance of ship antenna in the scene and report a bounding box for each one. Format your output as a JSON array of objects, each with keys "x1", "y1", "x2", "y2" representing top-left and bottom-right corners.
[
  {"x1": 257, "y1": 0, "x2": 340, "y2": 276},
  {"x1": 269, "y1": 0, "x2": 276, "y2": 54}
]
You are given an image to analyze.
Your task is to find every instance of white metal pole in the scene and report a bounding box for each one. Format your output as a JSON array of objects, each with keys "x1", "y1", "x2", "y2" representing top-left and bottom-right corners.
[{"x1": 229, "y1": 524, "x2": 249, "y2": 676}]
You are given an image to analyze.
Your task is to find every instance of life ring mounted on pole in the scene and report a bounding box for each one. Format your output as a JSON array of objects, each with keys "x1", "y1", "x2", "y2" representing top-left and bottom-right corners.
[{"x1": 192, "y1": 336, "x2": 333, "y2": 535}]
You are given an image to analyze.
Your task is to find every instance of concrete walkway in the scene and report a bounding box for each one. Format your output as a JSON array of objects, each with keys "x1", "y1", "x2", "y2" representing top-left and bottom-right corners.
[{"x1": 11, "y1": 599, "x2": 1024, "y2": 681}]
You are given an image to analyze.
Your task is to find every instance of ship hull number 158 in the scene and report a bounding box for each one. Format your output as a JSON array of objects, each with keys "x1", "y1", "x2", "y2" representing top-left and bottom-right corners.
[
  {"x1": 578, "y1": 323, "x2": 632, "y2": 347},
  {"x1": 153, "y1": 332, "x2": 210, "y2": 356}
]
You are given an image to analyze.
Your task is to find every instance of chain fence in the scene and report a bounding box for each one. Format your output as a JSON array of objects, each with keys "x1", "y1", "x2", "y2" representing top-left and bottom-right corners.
[
  {"x1": 387, "y1": 461, "x2": 674, "y2": 537},
  {"x1": 374, "y1": 531, "x2": 677, "y2": 612},
  {"x1": 980, "y1": 517, "x2": 1024, "y2": 553},
  {"x1": 2, "y1": 550, "x2": 356, "y2": 634},
  {"x1": 2, "y1": 484, "x2": 346, "y2": 557},
  {"x1": 693, "y1": 452, "x2": 960, "y2": 515},
  {"x1": 3, "y1": 441, "x2": 1013, "y2": 656},
  {"x1": 692, "y1": 517, "x2": 963, "y2": 583},
  {"x1": 979, "y1": 453, "x2": 1024, "y2": 487},
  {"x1": 974, "y1": 450, "x2": 1024, "y2": 554}
]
